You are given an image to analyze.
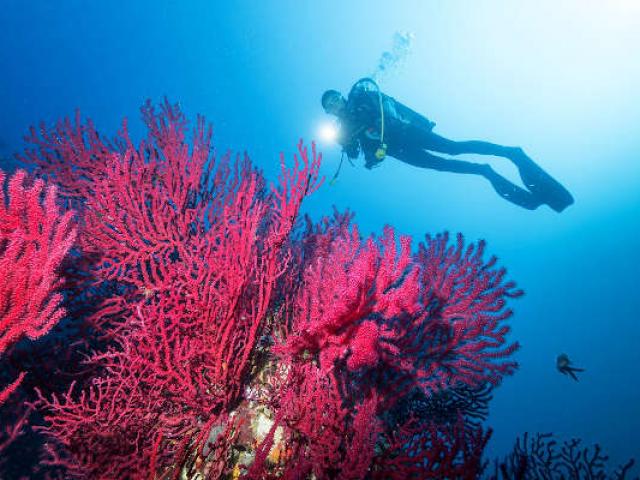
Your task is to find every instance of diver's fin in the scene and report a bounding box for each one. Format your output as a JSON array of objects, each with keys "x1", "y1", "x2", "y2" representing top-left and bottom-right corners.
[
  {"x1": 567, "y1": 369, "x2": 580, "y2": 381},
  {"x1": 511, "y1": 150, "x2": 575, "y2": 212},
  {"x1": 483, "y1": 168, "x2": 544, "y2": 210}
]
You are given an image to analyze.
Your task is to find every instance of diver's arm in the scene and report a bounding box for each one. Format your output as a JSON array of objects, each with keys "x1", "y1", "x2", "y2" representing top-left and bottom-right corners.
[
  {"x1": 337, "y1": 121, "x2": 365, "y2": 159},
  {"x1": 342, "y1": 140, "x2": 360, "y2": 159},
  {"x1": 362, "y1": 142, "x2": 384, "y2": 169},
  {"x1": 364, "y1": 154, "x2": 378, "y2": 170},
  {"x1": 338, "y1": 89, "x2": 380, "y2": 160}
]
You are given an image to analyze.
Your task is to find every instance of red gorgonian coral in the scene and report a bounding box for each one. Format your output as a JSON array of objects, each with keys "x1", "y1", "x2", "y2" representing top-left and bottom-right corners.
[
  {"x1": 0, "y1": 100, "x2": 524, "y2": 479},
  {"x1": 0, "y1": 169, "x2": 75, "y2": 405}
]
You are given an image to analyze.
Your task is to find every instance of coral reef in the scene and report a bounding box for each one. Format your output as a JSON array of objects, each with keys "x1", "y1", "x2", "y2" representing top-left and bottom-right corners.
[
  {"x1": 0, "y1": 169, "x2": 76, "y2": 392},
  {"x1": 0, "y1": 167, "x2": 75, "y2": 449},
  {"x1": 0, "y1": 100, "x2": 633, "y2": 479}
]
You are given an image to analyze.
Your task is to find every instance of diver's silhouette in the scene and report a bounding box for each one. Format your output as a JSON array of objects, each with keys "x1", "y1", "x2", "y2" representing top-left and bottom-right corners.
[
  {"x1": 556, "y1": 353, "x2": 584, "y2": 381},
  {"x1": 322, "y1": 78, "x2": 574, "y2": 212}
]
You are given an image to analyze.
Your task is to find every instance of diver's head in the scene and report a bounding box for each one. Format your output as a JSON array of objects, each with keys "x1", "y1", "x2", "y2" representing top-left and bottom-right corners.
[{"x1": 321, "y1": 90, "x2": 346, "y2": 116}]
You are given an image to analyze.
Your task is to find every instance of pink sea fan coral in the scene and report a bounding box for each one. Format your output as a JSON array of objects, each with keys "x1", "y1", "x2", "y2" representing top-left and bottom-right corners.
[
  {"x1": 11, "y1": 100, "x2": 523, "y2": 479},
  {"x1": 0, "y1": 169, "x2": 76, "y2": 404}
]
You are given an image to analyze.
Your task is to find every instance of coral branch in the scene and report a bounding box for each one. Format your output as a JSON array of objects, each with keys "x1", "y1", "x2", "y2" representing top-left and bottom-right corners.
[{"x1": 0, "y1": 169, "x2": 75, "y2": 404}]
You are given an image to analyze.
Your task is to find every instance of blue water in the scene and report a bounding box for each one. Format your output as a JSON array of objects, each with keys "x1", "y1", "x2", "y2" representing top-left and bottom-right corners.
[{"x1": 2, "y1": 0, "x2": 639, "y2": 468}]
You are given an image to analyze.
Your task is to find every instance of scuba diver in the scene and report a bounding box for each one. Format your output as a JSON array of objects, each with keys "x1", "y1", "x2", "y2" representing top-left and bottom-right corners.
[
  {"x1": 556, "y1": 353, "x2": 584, "y2": 381},
  {"x1": 321, "y1": 78, "x2": 574, "y2": 212}
]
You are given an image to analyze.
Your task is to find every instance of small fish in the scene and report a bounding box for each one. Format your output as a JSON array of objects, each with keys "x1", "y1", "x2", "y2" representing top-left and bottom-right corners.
[{"x1": 556, "y1": 353, "x2": 584, "y2": 381}]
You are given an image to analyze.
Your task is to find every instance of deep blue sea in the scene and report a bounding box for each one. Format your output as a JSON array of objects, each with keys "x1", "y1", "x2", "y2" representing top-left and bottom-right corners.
[{"x1": 1, "y1": 0, "x2": 639, "y2": 471}]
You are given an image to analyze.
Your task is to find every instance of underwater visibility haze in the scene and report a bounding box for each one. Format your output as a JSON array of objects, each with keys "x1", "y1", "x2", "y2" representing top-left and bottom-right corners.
[{"x1": 1, "y1": 1, "x2": 639, "y2": 478}]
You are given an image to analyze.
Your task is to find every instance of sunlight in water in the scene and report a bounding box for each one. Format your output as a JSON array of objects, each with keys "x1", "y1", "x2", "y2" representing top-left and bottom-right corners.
[{"x1": 318, "y1": 121, "x2": 338, "y2": 143}]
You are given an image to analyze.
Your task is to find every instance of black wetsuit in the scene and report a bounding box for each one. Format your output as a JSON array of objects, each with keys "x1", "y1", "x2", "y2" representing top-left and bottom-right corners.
[{"x1": 337, "y1": 80, "x2": 574, "y2": 212}]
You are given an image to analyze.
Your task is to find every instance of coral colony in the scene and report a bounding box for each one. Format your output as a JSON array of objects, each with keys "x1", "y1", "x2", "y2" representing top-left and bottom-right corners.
[{"x1": 0, "y1": 100, "x2": 635, "y2": 479}]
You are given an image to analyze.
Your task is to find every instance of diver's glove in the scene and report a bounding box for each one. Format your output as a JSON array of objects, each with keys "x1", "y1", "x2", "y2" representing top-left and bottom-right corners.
[
  {"x1": 364, "y1": 142, "x2": 386, "y2": 169},
  {"x1": 364, "y1": 157, "x2": 384, "y2": 170},
  {"x1": 342, "y1": 142, "x2": 360, "y2": 159}
]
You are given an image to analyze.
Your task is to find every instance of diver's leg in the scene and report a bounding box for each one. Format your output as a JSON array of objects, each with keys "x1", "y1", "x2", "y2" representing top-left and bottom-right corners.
[
  {"x1": 396, "y1": 149, "x2": 544, "y2": 210},
  {"x1": 397, "y1": 148, "x2": 488, "y2": 174},
  {"x1": 416, "y1": 131, "x2": 517, "y2": 157},
  {"x1": 416, "y1": 131, "x2": 574, "y2": 212}
]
